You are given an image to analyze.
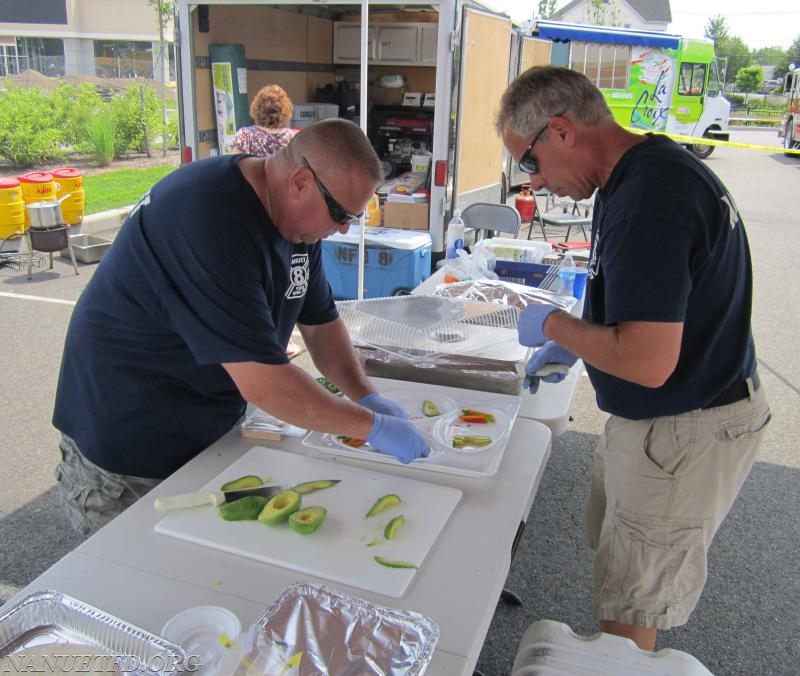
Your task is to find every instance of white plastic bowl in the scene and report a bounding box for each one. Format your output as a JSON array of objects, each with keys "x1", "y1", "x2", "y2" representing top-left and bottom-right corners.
[{"x1": 160, "y1": 605, "x2": 241, "y2": 673}]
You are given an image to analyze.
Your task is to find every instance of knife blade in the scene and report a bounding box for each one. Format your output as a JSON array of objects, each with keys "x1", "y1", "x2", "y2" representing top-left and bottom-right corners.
[{"x1": 153, "y1": 480, "x2": 341, "y2": 512}]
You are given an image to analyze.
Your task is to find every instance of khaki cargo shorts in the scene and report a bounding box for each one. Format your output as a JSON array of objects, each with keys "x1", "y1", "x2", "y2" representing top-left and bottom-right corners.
[
  {"x1": 585, "y1": 380, "x2": 770, "y2": 630},
  {"x1": 55, "y1": 435, "x2": 161, "y2": 536}
]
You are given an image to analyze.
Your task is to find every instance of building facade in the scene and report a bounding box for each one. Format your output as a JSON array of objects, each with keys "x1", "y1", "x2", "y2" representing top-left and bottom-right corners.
[
  {"x1": 550, "y1": 0, "x2": 671, "y2": 32},
  {"x1": 0, "y1": 0, "x2": 174, "y2": 81}
]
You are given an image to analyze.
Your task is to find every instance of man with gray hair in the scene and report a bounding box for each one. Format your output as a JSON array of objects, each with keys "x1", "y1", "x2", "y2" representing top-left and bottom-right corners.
[
  {"x1": 53, "y1": 119, "x2": 429, "y2": 535},
  {"x1": 499, "y1": 66, "x2": 770, "y2": 650}
]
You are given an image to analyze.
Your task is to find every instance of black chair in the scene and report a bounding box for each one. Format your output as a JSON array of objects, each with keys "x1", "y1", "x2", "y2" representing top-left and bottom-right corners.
[{"x1": 26, "y1": 225, "x2": 79, "y2": 280}]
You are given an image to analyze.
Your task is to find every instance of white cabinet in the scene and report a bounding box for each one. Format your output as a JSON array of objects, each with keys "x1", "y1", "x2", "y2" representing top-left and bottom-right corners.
[
  {"x1": 334, "y1": 22, "x2": 438, "y2": 66},
  {"x1": 419, "y1": 24, "x2": 439, "y2": 65}
]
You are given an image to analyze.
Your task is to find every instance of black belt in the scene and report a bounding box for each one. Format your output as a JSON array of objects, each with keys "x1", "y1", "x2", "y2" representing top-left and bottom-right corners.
[{"x1": 706, "y1": 370, "x2": 760, "y2": 409}]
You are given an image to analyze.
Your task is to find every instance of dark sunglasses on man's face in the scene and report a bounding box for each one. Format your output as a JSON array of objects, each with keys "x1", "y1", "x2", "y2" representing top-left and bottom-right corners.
[
  {"x1": 302, "y1": 157, "x2": 363, "y2": 225},
  {"x1": 518, "y1": 110, "x2": 567, "y2": 175}
]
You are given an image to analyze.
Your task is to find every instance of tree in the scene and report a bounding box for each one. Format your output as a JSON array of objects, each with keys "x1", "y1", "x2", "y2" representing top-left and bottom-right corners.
[
  {"x1": 585, "y1": 0, "x2": 621, "y2": 26},
  {"x1": 735, "y1": 66, "x2": 762, "y2": 103},
  {"x1": 704, "y1": 15, "x2": 729, "y2": 46},
  {"x1": 147, "y1": 0, "x2": 174, "y2": 157},
  {"x1": 536, "y1": 0, "x2": 557, "y2": 20},
  {"x1": 717, "y1": 35, "x2": 751, "y2": 85},
  {"x1": 776, "y1": 35, "x2": 800, "y2": 79}
]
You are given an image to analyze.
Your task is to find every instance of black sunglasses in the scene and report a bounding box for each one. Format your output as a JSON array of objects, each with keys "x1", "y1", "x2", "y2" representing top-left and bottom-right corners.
[
  {"x1": 518, "y1": 110, "x2": 567, "y2": 175},
  {"x1": 302, "y1": 157, "x2": 363, "y2": 225}
]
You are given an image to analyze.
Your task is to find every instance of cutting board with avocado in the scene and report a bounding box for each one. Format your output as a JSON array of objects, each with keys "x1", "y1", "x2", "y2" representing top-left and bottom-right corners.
[{"x1": 154, "y1": 446, "x2": 462, "y2": 598}]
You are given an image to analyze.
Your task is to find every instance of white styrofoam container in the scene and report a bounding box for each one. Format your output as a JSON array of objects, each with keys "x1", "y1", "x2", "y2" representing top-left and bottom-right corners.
[{"x1": 512, "y1": 621, "x2": 713, "y2": 675}]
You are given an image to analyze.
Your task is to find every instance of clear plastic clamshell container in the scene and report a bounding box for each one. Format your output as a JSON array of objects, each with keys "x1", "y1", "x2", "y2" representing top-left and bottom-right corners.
[{"x1": 338, "y1": 295, "x2": 530, "y2": 394}]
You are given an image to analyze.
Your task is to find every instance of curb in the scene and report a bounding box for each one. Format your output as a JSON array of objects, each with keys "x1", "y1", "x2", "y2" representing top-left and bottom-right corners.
[{"x1": 79, "y1": 206, "x2": 132, "y2": 238}]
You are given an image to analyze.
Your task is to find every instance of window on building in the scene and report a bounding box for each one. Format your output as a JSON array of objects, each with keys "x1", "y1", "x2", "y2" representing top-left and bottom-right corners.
[
  {"x1": 16, "y1": 37, "x2": 65, "y2": 77},
  {"x1": 678, "y1": 63, "x2": 706, "y2": 96},
  {"x1": 94, "y1": 40, "x2": 154, "y2": 78},
  {"x1": 570, "y1": 41, "x2": 630, "y2": 90}
]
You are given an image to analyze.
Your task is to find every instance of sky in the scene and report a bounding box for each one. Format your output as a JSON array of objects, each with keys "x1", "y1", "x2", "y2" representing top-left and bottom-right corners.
[{"x1": 497, "y1": 0, "x2": 799, "y2": 50}]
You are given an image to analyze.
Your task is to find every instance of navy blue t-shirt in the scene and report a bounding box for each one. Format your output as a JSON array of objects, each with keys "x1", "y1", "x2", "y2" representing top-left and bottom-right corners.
[
  {"x1": 53, "y1": 154, "x2": 338, "y2": 478},
  {"x1": 584, "y1": 134, "x2": 755, "y2": 419}
]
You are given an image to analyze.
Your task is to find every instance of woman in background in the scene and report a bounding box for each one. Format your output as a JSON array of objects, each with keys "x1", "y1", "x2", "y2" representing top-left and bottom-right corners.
[
  {"x1": 232, "y1": 84, "x2": 303, "y2": 358},
  {"x1": 231, "y1": 84, "x2": 296, "y2": 156}
]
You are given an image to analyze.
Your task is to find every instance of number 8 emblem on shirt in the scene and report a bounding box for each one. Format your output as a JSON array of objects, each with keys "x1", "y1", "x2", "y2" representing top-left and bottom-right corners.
[{"x1": 286, "y1": 253, "x2": 309, "y2": 299}]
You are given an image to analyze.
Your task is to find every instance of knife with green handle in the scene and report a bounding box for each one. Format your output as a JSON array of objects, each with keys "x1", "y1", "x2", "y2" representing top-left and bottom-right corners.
[{"x1": 153, "y1": 479, "x2": 340, "y2": 512}]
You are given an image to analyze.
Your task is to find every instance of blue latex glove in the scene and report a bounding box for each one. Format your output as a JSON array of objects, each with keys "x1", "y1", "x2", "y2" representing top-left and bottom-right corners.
[
  {"x1": 518, "y1": 304, "x2": 563, "y2": 348},
  {"x1": 524, "y1": 341, "x2": 578, "y2": 394},
  {"x1": 358, "y1": 392, "x2": 408, "y2": 419},
  {"x1": 367, "y1": 413, "x2": 430, "y2": 464}
]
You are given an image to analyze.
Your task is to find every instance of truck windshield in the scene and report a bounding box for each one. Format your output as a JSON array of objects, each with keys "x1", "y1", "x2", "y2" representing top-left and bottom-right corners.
[
  {"x1": 708, "y1": 61, "x2": 722, "y2": 96},
  {"x1": 679, "y1": 63, "x2": 706, "y2": 96}
]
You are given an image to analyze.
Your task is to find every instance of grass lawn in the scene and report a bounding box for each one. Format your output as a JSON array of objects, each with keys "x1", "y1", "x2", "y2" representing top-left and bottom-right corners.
[{"x1": 83, "y1": 166, "x2": 177, "y2": 215}]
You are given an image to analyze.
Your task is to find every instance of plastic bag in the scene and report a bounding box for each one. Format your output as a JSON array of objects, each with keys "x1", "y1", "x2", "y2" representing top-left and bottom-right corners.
[{"x1": 441, "y1": 247, "x2": 499, "y2": 284}]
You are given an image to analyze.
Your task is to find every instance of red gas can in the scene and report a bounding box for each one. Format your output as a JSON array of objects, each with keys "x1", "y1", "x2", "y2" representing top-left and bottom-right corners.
[{"x1": 515, "y1": 188, "x2": 536, "y2": 223}]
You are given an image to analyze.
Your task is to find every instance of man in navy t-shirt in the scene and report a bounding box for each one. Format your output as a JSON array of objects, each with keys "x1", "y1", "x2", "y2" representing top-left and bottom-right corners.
[
  {"x1": 498, "y1": 67, "x2": 770, "y2": 650},
  {"x1": 53, "y1": 119, "x2": 428, "y2": 535}
]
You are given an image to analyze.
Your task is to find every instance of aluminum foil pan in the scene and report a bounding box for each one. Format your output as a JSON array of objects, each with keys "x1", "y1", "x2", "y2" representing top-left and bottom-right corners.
[
  {"x1": 222, "y1": 582, "x2": 439, "y2": 675},
  {"x1": 0, "y1": 590, "x2": 187, "y2": 674}
]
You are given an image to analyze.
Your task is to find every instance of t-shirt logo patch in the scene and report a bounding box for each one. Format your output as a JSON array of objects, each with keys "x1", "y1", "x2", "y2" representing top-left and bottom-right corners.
[{"x1": 286, "y1": 253, "x2": 309, "y2": 299}]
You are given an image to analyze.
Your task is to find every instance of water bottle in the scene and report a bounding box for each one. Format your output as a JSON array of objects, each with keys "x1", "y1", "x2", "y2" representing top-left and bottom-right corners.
[
  {"x1": 445, "y1": 209, "x2": 465, "y2": 259},
  {"x1": 558, "y1": 252, "x2": 577, "y2": 297}
]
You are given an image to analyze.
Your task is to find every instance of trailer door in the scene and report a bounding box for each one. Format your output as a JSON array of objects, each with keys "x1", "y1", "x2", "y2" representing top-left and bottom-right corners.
[
  {"x1": 508, "y1": 36, "x2": 552, "y2": 188},
  {"x1": 453, "y1": 9, "x2": 512, "y2": 210}
]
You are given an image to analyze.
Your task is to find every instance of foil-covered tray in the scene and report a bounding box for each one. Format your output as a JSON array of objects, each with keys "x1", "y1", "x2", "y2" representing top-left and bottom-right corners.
[
  {"x1": 218, "y1": 582, "x2": 439, "y2": 675},
  {"x1": 0, "y1": 590, "x2": 187, "y2": 674}
]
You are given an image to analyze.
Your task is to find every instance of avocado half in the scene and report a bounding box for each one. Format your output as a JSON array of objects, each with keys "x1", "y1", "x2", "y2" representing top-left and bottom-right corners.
[
  {"x1": 288, "y1": 506, "x2": 327, "y2": 535},
  {"x1": 258, "y1": 489, "x2": 301, "y2": 525}
]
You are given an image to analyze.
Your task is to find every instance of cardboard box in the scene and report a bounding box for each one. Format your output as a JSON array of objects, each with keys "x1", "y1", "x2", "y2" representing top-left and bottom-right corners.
[{"x1": 383, "y1": 202, "x2": 429, "y2": 230}]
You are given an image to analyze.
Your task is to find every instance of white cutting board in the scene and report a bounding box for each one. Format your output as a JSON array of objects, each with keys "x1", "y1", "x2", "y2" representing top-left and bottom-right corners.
[{"x1": 155, "y1": 446, "x2": 462, "y2": 598}]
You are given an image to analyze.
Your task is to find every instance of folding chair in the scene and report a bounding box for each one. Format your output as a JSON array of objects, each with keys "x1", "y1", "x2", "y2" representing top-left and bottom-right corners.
[
  {"x1": 461, "y1": 202, "x2": 522, "y2": 242},
  {"x1": 26, "y1": 225, "x2": 79, "y2": 280}
]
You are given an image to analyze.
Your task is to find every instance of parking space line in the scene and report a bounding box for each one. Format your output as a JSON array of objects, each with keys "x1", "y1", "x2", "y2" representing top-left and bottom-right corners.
[{"x1": 0, "y1": 291, "x2": 76, "y2": 306}]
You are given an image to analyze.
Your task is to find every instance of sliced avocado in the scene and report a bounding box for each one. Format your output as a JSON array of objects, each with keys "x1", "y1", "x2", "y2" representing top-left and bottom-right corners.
[
  {"x1": 374, "y1": 555, "x2": 418, "y2": 570},
  {"x1": 288, "y1": 506, "x2": 327, "y2": 535},
  {"x1": 383, "y1": 514, "x2": 406, "y2": 540},
  {"x1": 218, "y1": 495, "x2": 268, "y2": 521},
  {"x1": 220, "y1": 474, "x2": 262, "y2": 492},
  {"x1": 292, "y1": 479, "x2": 339, "y2": 495},
  {"x1": 257, "y1": 489, "x2": 301, "y2": 525},
  {"x1": 421, "y1": 399, "x2": 441, "y2": 417},
  {"x1": 365, "y1": 493, "x2": 401, "y2": 517}
]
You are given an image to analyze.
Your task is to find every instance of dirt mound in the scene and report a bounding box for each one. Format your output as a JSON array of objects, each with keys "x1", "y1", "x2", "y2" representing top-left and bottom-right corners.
[{"x1": 5, "y1": 70, "x2": 178, "y2": 101}]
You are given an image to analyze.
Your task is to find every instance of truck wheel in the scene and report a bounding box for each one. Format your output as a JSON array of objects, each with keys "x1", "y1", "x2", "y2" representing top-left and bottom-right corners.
[
  {"x1": 393, "y1": 288, "x2": 411, "y2": 296},
  {"x1": 784, "y1": 120, "x2": 797, "y2": 157},
  {"x1": 689, "y1": 136, "x2": 715, "y2": 159}
]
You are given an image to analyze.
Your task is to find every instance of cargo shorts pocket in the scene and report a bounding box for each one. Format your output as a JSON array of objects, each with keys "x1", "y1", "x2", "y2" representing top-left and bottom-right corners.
[
  {"x1": 718, "y1": 406, "x2": 771, "y2": 441},
  {"x1": 55, "y1": 459, "x2": 126, "y2": 535},
  {"x1": 601, "y1": 508, "x2": 707, "y2": 621}
]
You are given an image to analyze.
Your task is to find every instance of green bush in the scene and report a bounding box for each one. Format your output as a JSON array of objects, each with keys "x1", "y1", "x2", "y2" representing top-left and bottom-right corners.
[
  {"x1": 111, "y1": 85, "x2": 161, "y2": 156},
  {"x1": 50, "y1": 83, "x2": 105, "y2": 150},
  {"x1": 0, "y1": 83, "x2": 65, "y2": 167},
  {"x1": 86, "y1": 111, "x2": 116, "y2": 166}
]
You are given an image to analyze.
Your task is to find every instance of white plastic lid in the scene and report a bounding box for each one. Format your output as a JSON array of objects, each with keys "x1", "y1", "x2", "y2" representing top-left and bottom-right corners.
[{"x1": 326, "y1": 225, "x2": 432, "y2": 250}]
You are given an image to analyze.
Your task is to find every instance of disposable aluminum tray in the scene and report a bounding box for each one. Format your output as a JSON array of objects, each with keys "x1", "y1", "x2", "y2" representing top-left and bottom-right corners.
[
  {"x1": 0, "y1": 590, "x2": 187, "y2": 674},
  {"x1": 223, "y1": 582, "x2": 439, "y2": 675}
]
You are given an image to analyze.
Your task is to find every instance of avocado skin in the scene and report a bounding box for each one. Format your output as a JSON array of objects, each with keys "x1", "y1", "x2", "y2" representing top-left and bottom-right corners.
[
  {"x1": 292, "y1": 479, "x2": 338, "y2": 495},
  {"x1": 258, "y1": 489, "x2": 302, "y2": 525},
  {"x1": 218, "y1": 495, "x2": 268, "y2": 521},
  {"x1": 289, "y1": 506, "x2": 327, "y2": 534},
  {"x1": 220, "y1": 474, "x2": 263, "y2": 492},
  {"x1": 366, "y1": 493, "x2": 401, "y2": 517},
  {"x1": 384, "y1": 515, "x2": 406, "y2": 540}
]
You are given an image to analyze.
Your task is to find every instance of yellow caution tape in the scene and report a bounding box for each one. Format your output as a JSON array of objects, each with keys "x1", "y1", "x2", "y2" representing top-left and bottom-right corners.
[{"x1": 626, "y1": 128, "x2": 800, "y2": 155}]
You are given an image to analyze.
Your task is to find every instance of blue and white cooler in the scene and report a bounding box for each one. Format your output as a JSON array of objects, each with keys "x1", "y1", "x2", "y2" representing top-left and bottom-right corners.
[{"x1": 321, "y1": 226, "x2": 432, "y2": 300}]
